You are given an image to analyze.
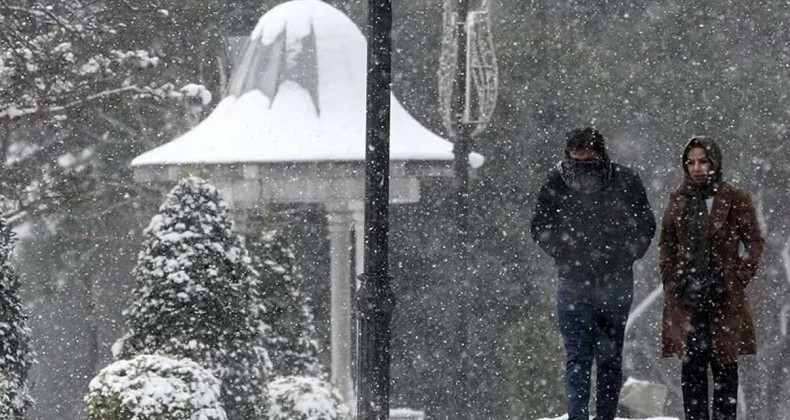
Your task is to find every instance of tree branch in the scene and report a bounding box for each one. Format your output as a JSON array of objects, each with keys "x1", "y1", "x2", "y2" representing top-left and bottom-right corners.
[{"x1": 1, "y1": 85, "x2": 153, "y2": 119}]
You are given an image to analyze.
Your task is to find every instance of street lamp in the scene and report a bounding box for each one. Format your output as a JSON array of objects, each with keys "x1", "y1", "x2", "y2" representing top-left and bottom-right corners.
[{"x1": 438, "y1": 0, "x2": 499, "y2": 417}]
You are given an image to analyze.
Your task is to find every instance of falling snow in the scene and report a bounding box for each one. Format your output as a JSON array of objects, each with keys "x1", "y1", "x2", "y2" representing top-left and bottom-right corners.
[{"x1": 1, "y1": 0, "x2": 789, "y2": 420}]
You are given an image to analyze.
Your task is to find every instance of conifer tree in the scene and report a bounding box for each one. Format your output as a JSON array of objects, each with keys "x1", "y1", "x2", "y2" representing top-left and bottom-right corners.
[
  {"x1": 248, "y1": 228, "x2": 322, "y2": 377},
  {"x1": 0, "y1": 216, "x2": 32, "y2": 418},
  {"x1": 116, "y1": 176, "x2": 270, "y2": 420}
]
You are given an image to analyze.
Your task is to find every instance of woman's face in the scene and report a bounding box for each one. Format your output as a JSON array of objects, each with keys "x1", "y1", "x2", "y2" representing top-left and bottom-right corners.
[{"x1": 686, "y1": 147, "x2": 711, "y2": 184}]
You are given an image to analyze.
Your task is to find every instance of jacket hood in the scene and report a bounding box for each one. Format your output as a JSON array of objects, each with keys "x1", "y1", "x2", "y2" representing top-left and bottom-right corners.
[
  {"x1": 682, "y1": 135, "x2": 722, "y2": 184},
  {"x1": 564, "y1": 127, "x2": 610, "y2": 163}
]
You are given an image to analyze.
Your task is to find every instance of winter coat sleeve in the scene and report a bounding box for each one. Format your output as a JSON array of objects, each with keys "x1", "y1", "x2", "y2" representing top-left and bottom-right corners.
[
  {"x1": 624, "y1": 172, "x2": 656, "y2": 261},
  {"x1": 731, "y1": 190, "x2": 764, "y2": 287},
  {"x1": 599, "y1": 170, "x2": 656, "y2": 265},
  {"x1": 530, "y1": 172, "x2": 567, "y2": 260},
  {"x1": 659, "y1": 194, "x2": 680, "y2": 292}
]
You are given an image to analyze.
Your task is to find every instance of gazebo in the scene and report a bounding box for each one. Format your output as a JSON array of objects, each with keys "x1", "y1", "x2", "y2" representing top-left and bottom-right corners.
[{"x1": 131, "y1": 0, "x2": 482, "y2": 408}]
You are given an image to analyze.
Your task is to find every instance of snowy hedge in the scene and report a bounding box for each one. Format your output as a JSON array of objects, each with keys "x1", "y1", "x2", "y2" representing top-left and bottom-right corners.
[
  {"x1": 266, "y1": 376, "x2": 350, "y2": 420},
  {"x1": 84, "y1": 354, "x2": 226, "y2": 420}
]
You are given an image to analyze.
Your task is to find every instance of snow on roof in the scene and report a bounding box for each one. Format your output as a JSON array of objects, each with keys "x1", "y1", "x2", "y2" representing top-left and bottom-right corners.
[{"x1": 132, "y1": 0, "x2": 483, "y2": 168}]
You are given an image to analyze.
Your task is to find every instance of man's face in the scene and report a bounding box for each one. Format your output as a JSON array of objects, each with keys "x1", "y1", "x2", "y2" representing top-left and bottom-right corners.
[
  {"x1": 569, "y1": 148, "x2": 599, "y2": 161},
  {"x1": 686, "y1": 147, "x2": 712, "y2": 184}
]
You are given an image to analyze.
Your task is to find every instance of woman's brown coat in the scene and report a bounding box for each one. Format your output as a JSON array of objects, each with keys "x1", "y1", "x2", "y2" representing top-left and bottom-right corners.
[{"x1": 660, "y1": 181, "x2": 764, "y2": 364}]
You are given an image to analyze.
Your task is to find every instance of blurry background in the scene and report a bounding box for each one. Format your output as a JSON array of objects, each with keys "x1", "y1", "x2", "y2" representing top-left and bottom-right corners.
[{"x1": 1, "y1": 0, "x2": 789, "y2": 418}]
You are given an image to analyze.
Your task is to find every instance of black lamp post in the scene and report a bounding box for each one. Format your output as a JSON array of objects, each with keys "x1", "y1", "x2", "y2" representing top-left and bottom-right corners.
[
  {"x1": 452, "y1": 0, "x2": 472, "y2": 418},
  {"x1": 356, "y1": 0, "x2": 394, "y2": 419}
]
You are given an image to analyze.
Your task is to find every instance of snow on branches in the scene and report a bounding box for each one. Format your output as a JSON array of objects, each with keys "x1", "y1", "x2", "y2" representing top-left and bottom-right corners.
[
  {"x1": 0, "y1": 1, "x2": 178, "y2": 120},
  {"x1": 85, "y1": 354, "x2": 226, "y2": 420},
  {"x1": 0, "y1": 372, "x2": 15, "y2": 419},
  {"x1": 248, "y1": 228, "x2": 322, "y2": 377},
  {"x1": 0, "y1": 216, "x2": 32, "y2": 418},
  {"x1": 266, "y1": 376, "x2": 350, "y2": 420},
  {"x1": 0, "y1": 1, "x2": 211, "y2": 227}
]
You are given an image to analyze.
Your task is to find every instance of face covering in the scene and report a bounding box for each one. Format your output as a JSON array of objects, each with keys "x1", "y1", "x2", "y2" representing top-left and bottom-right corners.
[{"x1": 560, "y1": 159, "x2": 612, "y2": 194}]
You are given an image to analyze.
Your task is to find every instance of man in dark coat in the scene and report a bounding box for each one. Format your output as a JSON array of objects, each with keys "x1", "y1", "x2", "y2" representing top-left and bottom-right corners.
[
  {"x1": 531, "y1": 127, "x2": 655, "y2": 420},
  {"x1": 660, "y1": 136, "x2": 764, "y2": 420}
]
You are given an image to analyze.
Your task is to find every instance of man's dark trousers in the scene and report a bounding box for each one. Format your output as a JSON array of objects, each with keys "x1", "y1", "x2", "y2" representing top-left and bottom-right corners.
[{"x1": 557, "y1": 272, "x2": 633, "y2": 420}]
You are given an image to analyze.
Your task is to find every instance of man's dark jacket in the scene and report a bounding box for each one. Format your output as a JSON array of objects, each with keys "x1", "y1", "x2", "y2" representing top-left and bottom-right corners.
[{"x1": 530, "y1": 163, "x2": 656, "y2": 279}]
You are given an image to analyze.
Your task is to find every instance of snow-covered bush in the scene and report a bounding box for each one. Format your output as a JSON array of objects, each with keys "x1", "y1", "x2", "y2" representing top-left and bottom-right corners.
[
  {"x1": 0, "y1": 373, "x2": 14, "y2": 419},
  {"x1": 266, "y1": 376, "x2": 350, "y2": 420},
  {"x1": 0, "y1": 216, "x2": 32, "y2": 418},
  {"x1": 116, "y1": 176, "x2": 270, "y2": 420},
  {"x1": 84, "y1": 354, "x2": 226, "y2": 420},
  {"x1": 248, "y1": 228, "x2": 322, "y2": 377}
]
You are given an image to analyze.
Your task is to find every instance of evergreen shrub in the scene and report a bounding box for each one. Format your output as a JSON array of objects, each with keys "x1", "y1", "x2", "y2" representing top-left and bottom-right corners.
[
  {"x1": 0, "y1": 373, "x2": 15, "y2": 419},
  {"x1": 0, "y1": 216, "x2": 32, "y2": 418},
  {"x1": 116, "y1": 176, "x2": 270, "y2": 419},
  {"x1": 249, "y1": 227, "x2": 322, "y2": 377}
]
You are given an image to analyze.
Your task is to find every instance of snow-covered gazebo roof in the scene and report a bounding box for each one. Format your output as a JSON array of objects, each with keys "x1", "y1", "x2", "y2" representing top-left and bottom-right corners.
[{"x1": 131, "y1": 0, "x2": 482, "y2": 167}]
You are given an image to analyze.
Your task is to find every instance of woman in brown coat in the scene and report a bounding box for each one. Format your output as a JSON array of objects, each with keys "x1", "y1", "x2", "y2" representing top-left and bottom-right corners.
[{"x1": 659, "y1": 136, "x2": 764, "y2": 420}]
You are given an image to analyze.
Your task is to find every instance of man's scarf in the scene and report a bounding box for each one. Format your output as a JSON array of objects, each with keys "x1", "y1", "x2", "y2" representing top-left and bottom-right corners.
[{"x1": 558, "y1": 158, "x2": 613, "y2": 194}]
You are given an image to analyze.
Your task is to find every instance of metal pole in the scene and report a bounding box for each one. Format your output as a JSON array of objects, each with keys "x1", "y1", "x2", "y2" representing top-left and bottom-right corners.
[
  {"x1": 356, "y1": 0, "x2": 394, "y2": 419},
  {"x1": 452, "y1": 0, "x2": 471, "y2": 418}
]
